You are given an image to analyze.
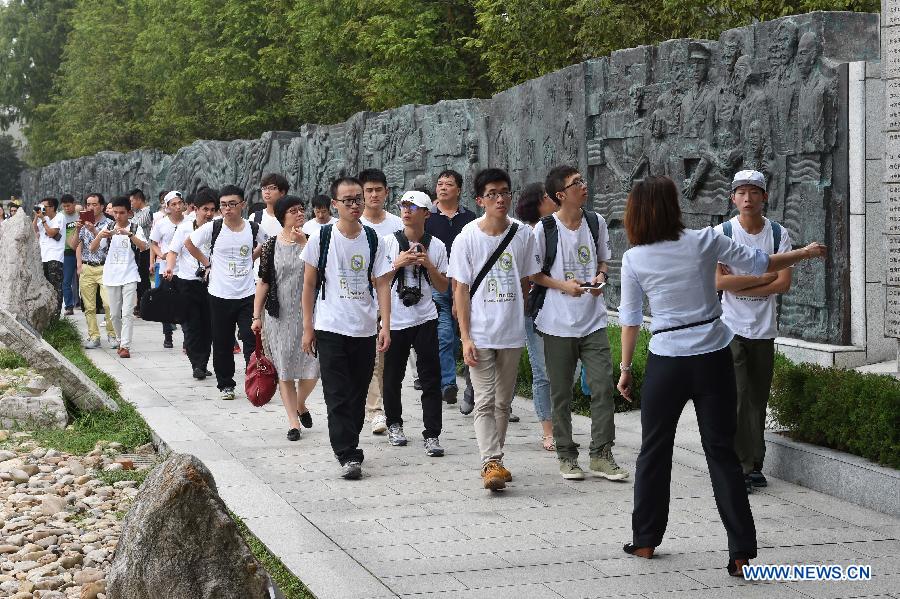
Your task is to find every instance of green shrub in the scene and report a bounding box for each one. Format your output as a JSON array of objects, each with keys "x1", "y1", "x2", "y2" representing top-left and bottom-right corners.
[
  {"x1": 770, "y1": 354, "x2": 900, "y2": 469},
  {"x1": 0, "y1": 348, "x2": 27, "y2": 369}
]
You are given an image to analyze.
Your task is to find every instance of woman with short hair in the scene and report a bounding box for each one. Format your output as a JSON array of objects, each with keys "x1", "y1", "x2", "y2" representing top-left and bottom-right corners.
[
  {"x1": 616, "y1": 176, "x2": 825, "y2": 575},
  {"x1": 252, "y1": 195, "x2": 320, "y2": 441}
]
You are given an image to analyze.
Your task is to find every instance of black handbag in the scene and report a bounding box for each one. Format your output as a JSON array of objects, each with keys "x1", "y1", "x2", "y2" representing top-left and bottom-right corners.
[{"x1": 139, "y1": 279, "x2": 188, "y2": 324}]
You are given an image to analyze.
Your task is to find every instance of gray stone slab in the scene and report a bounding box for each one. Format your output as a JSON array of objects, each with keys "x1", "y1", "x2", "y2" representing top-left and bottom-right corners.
[
  {"x1": 281, "y1": 550, "x2": 398, "y2": 599},
  {"x1": 398, "y1": 583, "x2": 565, "y2": 599},
  {"x1": 546, "y1": 571, "x2": 706, "y2": 598}
]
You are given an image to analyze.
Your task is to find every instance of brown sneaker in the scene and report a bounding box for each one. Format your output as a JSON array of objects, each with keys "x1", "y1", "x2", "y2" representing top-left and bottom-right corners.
[
  {"x1": 118, "y1": 348, "x2": 131, "y2": 358},
  {"x1": 481, "y1": 461, "x2": 506, "y2": 491},
  {"x1": 496, "y1": 462, "x2": 512, "y2": 482}
]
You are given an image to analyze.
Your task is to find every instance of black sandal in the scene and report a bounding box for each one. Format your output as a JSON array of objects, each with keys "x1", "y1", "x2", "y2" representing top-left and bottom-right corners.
[
  {"x1": 623, "y1": 544, "x2": 654, "y2": 559},
  {"x1": 298, "y1": 410, "x2": 313, "y2": 429}
]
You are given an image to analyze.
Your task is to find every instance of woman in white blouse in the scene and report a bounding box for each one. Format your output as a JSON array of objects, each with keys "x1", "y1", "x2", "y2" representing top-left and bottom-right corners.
[{"x1": 616, "y1": 176, "x2": 825, "y2": 576}]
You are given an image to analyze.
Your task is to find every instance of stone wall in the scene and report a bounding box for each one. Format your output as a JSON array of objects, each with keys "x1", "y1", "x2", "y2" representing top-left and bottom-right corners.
[{"x1": 20, "y1": 11, "x2": 880, "y2": 345}]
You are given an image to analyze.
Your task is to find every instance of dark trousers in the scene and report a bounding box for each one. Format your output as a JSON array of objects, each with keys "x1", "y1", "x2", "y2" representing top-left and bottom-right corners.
[
  {"x1": 632, "y1": 347, "x2": 757, "y2": 560},
  {"x1": 317, "y1": 330, "x2": 376, "y2": 465},
  {"x1": 208, "y1": 294, "x2": 254, "y2": 390},
  {"x1": 730, "y1": 336, "x2": 775, "y2": 475},
  {"x1": 154, "y1": 263, "x2": 175, "y2": 336},
  {"x1": 383, "y1": 319, "x2": 442, "y2": 439},
  {"x1": 174, "y1": 277, "x2": 211, "y2": 372},
  {"x1": 136, "y1": 249, "x2": 150, "y2": 311},
  {"x1": 42, "y1": 260, "x2": 64, "y2": 317},
  {"x1": 62, "y1": 254, "x2": 77, "y2": 309}
]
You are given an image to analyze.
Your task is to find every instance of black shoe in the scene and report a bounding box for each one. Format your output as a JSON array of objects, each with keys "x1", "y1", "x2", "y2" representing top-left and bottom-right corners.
[
  {"x1": 287, "y1": 428, "x2": 301, "y2": 441},
  {"x1": 298, "y1": 410, "x2": 313, "y2": 429},
  {"x1": 748, "y1": 470, "x2": 767, "y2": 487},
  {"x1": 192, "y1": 368, "x2": 206, "y2": 380},
  {"x1": 205, "y1": 369, "x2": 212, "y2": 376},
  {"x1": 745, "y1": 476, "x2": 754, "y2": 495},
  {"x1": 442, "y1": 384, "x2": 458, "y2": 405},
  {"x1": 163, "y1": 336, "x2": 174, "y2": 349},
  {"x1": 508, "y1": 408, "x2": 520, "y2": 423},
  {"x1": 413, "y1": 378, "x2": 422, "y2": 391}
]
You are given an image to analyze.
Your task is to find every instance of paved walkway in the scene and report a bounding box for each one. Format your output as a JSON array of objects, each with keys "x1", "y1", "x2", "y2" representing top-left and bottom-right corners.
[{"x1": 73, "y1": 315, "x2": 899, "y2": 599}]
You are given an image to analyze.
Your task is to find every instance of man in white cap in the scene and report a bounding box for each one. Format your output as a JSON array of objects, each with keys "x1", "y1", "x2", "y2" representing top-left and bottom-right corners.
[
  {"x1": 715, "y1": 169, "x2": 792, "y2": 495},
  {"x1": 380, "y1": 190, "x2": 449, "y2": 456},
  {"x1": 149, "y1": 190, "x2": 186, "y2": 348}
]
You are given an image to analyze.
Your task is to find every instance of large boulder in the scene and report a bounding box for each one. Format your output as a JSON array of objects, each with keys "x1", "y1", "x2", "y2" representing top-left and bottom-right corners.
[
  {"x1": 0, "y1": 210, "x2": 57, "y2": 332},
  {"x1": 106, "y1": 453, "x2": 270, "y2": 599}
]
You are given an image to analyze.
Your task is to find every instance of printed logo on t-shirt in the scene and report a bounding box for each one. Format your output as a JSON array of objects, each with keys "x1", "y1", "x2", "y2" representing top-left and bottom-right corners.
[
  {"x1": 482, "y1": 252, "x2": 517, "y2": 304},
  {"x1": 577, "y1": 245, "x2": 591, "y2": 265},
  {"x1": 109, "y1": 235, "x2": 131, "y2": 265},
  {"x1": 350, "y1": 254, "x2": 364, "y2": 272},
  {"x1": 337, "y1": 254, "x2": 369, "y2": 300},
  {"x1": 562, "y1": 244, "x2": 593, "y2": 282},
  {"x1": 239, "y1": 244, "x2": 250, "y2": 257}
]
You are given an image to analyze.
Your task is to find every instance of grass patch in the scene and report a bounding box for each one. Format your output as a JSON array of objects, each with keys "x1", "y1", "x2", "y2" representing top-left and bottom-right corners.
[
  {"x1": 96, "y1": 466, "x2": 154, "y2": 486},
  {"x1": 232, "y1": 512, "x2": 316, "y2": 599},
  {"x1": 0, "y1": 348, "x2": 27, "y2": 369},
  {"x1": 29, "y1": 319, "x2": 152, "y2": 454}
]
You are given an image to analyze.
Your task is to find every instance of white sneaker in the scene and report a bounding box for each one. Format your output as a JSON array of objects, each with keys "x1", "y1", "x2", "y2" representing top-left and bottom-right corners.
[
  {"x1": 83, "y1": 338, "x2": 101, "y2": 349},
  {"x1": 108, "y1": 336, "x2": 119, "y2": 349},
  {"x1": 371, "y1": 414, "x2": 387, "y2": 435}
]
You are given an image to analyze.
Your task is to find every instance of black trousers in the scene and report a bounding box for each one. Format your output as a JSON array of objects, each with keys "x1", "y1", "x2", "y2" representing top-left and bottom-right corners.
[
  {"x1": 136, "y1": 250, "x2": 151, "y2": 311},
  {"x1": 42, "y1": 260, "x2": 64, "y2": 317},
  {"x1": 208, "y1": 294, "x2": 255, "y2": 390},
  {"x1": 174, "y1": 276, "x2": 211, "y2": 372},
  {"x1": 632, "y1": 347, "x2": 757, "y2": 560},
  {"x1": 383, "y1": 319, "x2": 442, "y2": 439},
  {"x1": 317, "y1": 330, "x2": 376, "y2": 465}
]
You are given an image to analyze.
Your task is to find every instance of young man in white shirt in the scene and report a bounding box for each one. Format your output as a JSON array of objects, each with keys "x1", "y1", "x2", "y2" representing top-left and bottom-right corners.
[
  {"x1": 252, "y1": 172, "x2": 288, "y2": 238},
  {"x1": 300, "y1": 176, "x2": 393, "y2": 480},
  {"x1": 715, "y1": 170, "x2": 793, "y2": 494},
  {"x1": 185, "y1": 185, "x2": 265, "y2": 400},
  {"x1": 150, "y1": 190, "x2": 186, "y2": 348},
  {"x1": 92, "y1": 196, "x2": 148, "y2": 358},
  {"x1": 358, "y1": 168, "x2": 403, "y2": 435},
  {"x1": 164, "y1": 188, "x2": 217, "y2": 380},
  {"x1": 381, "y1": 190, "x2": 449, "y2": 456},
  {"x1": 449, "y1": 168, "x2": 538, "y2": 491},
  {"x1": 301, "y1": 194, "x2": 336, "y2": 237},
  {"x1": 532, "y1": 165, "x2": 628, "y2": 482},
  {"x1": 33, "y1": 197, "x2": 66, "y2": 317}
]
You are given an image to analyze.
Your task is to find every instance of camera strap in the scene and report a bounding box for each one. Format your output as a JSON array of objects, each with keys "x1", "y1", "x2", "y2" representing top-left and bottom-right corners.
[{"x1": 392, "y1": 231, "x2": 432, "y2": 294}]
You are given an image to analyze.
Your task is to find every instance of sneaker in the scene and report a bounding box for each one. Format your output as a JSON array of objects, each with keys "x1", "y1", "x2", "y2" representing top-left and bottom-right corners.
[
  {"x1": 559, "y1": 458, "x2": 586, "y2": 480},
  {"x1": 481, "y1": 461, "x2": 506, "y2": 491},
  {"x1": 387, "y1": 423, "x2": 407, "y2": 446},
  {"x1": 117, "y1": 348, "x2": 131, "y2": 358},
  {"x1": 232, "y1": 342, "x2": 241, "y2": 354},
  {"x1": 442, "y1": 384, "x2": 458, "y2": 405},
  {"x1": 220, "y1": 387, "x2": 236, "y2": 401},
  {"x1": 590, "y1": 445, "x2": 630, "y2": 481},
  {"x1": 496, "y1": 462, "x2": 512, "y2": 482},
  {"x1": 341, "y1": 461, "x2": 362, "y2": 480},
  {"x1": 509, "y1": 408, "x2": 520, "y2": 423},
  {"x1": 459, "y1": 385, "x2": 474, "y2": 416},
  {"x1": 64, "y1": 307, "x2": 74, "y2": 316},
  {"x1": 748, "y1": 470, "x2": 768, "y2": 487},
  {"x1": 413, "y1": 378, "x2": 422, "y2": 391},
  {"x1": 192, "y1": 368, "x2": 207, "y2": 380},
  {"x1": 371, "y1": 414, "x2": 387, "y2": 435},
  {"x1": 83, "y1": 338, "x2": 101, "y2": 349},
  {"x1": 163, "y1": 336, "x2": 174, "y2": 349},
  {"x1": 424, "y1": 437, "x2": 444, "y2": 457},
  {"x1": 298, "y1": 410, "x2": 313, "y2": 429},
  {"x1": 287, "y1": 428, "x2": 301, "y2": 442},
  {"x1": 107, "y1": 336, "x2": 119, "y2": 349}
]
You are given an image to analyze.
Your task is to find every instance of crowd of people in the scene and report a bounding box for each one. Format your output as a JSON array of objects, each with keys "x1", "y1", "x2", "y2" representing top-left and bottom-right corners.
[{"x1": 20, "y1": 165, "x2": 827, "y2": 576}]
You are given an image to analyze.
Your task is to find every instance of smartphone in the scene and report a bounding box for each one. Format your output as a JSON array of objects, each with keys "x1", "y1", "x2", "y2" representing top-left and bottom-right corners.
[
  {"x1": 79, "y1": 209, "x2": 95, "y2": 224},
  {"x1": 579, "y1": 282, "x2": 606, "y2": 290}
]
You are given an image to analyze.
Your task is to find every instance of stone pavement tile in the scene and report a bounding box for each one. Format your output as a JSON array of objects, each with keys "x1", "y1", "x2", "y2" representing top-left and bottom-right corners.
[
  {"x1": 367, "y1": 553, "x2": 514, "y2": 578},
  {"x1": 546, "y1": 571, "x2": 707, "y2": 598},
  {"x1": 411, "y1": 535, "x2": 551, "y2": 558},
  {"x1": 587, "y1": 552, "x2": 722, "y2": 577},
  {"x1": 138, "y1": 406, "x2": 209, "y2": 442},
  {"x1": 641, "y1": 584, "x2": 809, "y2": 599},
  {"x1": 304, "y1": 504, "x2": 432, "y2": 525},
  {"x1": 381, "y1": 573, "x2": 468, "y2": 595},
  {"x1": 280, "y1": 550, "x2": 398, "y2": 599},
  {"x1": 495, "y1": 544, "x2": 624, "y2": 567},
  {"x1": 786, "y1": 572, "x2": 899, "y2": 598},
  {"x1": 454, "y1": 518, "x2": 594, "y2": 540},
  {"x1": 376, "y1": 512, "x2": 510, "y2": 533},
  {"x1": 242, "y1": 514, "x2": 342, "y2": 555},
  {"x1": 282, "y1": 495, "x2": 359, "y2": 514},
  {"x1": 538, "y1": 528, "x2": 633, "y2": 549},
  {"x1": 398, "y1": 582, "x2": 564, "y2": 599},
  {"x1": 327, "y1": 525, "x2": 471, "y2": 550},
  {"x1": 201, "y1": 458, "x2": 270, "y2": 488},
  {"x1": 843, "y1": 540, "x2": 900, "y2": 559},
  {"x1": 164, "y1": 437, "x2": 234, "y2": 461},
  {"x1": 348, "y1": 489, "x2": 469, "y2": 509},
  {"x1": 218, "y1": 483, "x2": 297, "y2": 518},
  {"x1": 452, "y1": 561, "x2": 603, "y2": 589},
  {"x1": 343, "y1": 543, "x2": 427, "y2": 562}
]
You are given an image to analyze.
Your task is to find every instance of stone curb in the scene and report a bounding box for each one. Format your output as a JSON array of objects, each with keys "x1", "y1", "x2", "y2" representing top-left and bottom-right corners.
[{"x1": 764, "y1": 430, "x2": 899, "y2": 517}]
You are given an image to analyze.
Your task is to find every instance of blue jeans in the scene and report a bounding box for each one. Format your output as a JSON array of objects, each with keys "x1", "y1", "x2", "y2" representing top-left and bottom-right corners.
[
  {"x1": 62, "y1": 253, "x2": 77, "y2": 309},
  {"x1": 433, "y1": 288, "x2": 458, "y2": 391},
  {"x1": 154, "y1": 263, "x2": 175, "y2": 336},
  {"x1": 524, "y1": 317, "x2": 552, "y2": 422}
]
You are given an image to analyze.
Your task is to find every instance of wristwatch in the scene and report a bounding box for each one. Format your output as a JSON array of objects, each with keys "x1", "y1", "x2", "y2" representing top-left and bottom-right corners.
[{"x1": 619, "y1": 363, "x2": 632, "y2": 372}]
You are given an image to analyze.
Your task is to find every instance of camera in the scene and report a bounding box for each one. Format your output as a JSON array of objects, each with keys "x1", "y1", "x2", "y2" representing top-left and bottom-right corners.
[
  {"x1": 33, "y1": 205, "x2": 44, "y2": 213},
  {"x1": 398, "y1": 285, "x2": 423, "y2": 307}
]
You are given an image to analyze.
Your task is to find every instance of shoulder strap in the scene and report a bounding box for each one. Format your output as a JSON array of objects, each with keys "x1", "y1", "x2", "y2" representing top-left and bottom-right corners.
[
  {"x1": 540, "y1": 215, "x2": 558, "y2": 275},
  {"x1": 470, "y1": 222, "x2": 519, "y2": 298},
  {"x1": 421, "y1": 232, "x2": 432, "y2": 249},
  {"x1": 722, "y1": 219, "x2": 733, "y2": 239},
  {"x1": 771, "y1": 221, "x2": 782, "y2": 254},
  {"x1": 315, "y1": 224, "x2": 333, "y2": 299},
  {"x1": 210, "y1": 219, "x2": 223, "y2": 256},
  {"x1": 582, "y1": 209, "x2": 600, "y2": 246},
  {"x1": 251, "y1": 210, "x2": 262, "y2": 224},
  {"x1": 364, "y1": 225, "x2": 378, "y2": 297},
  {"x1": 249, "y1": 219, "x2": 260, "y2": 249}
]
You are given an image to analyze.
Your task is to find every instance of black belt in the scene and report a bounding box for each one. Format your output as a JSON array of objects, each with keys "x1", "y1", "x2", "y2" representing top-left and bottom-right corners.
[
  {"x1": 84, "y1": 261, "x2": 104, "y2": 267},
  {"x1": 652, "y1": 316, "x2": 719, "y2": 335}
]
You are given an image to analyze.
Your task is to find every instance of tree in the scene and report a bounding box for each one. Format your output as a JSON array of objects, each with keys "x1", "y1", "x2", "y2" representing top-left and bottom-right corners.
[{"x1": 0, "y1": 134, "x2": 24, "y2": 204}]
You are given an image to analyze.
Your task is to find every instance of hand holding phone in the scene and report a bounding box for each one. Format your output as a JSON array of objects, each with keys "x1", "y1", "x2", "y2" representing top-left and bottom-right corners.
[{"x1": 579, "y1": 281, "x2": 606, "y2": 290}]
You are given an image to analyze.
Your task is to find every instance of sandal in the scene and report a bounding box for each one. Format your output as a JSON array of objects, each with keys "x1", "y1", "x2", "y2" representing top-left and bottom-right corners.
[
  {"x1": 623, "y1": 543, "x2": 654, "y2": 559},
  {"x1": 727, "y1": 559, "x2": 749, "y2": 577},
  {"x1": 541, "y1": 435, "x2": 556, "y2": 451}
]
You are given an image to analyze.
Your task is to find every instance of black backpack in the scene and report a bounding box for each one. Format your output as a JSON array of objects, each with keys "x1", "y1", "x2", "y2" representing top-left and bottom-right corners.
[
  {"x1": 391, "y1": 231, "x2": 433, "y2": 294},
  {"x1": 526, "y1": 209, "x2": 601, "y2": 318},
  {"x1": 314, "y1": 223, "x2": 379, "y2": 299}
]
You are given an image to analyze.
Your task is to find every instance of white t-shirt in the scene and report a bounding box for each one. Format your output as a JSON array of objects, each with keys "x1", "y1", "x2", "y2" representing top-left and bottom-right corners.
[
  {"x1": 302, "y1": 217, "x2": 337, "y2": 238},
  {"x1": 300, "y1": 224, "x2": 392, "y2": 337},
  {"x1": 384, "y1": 232, "x2": 448, "y2": 331},
  {"x1": 150, "y1": 217, "x2": 182, "y2": 266},
  {"x1": 190, "y1": 219, "x2": 266, "y2": 299},
  {"x1": 714, "y1": 217, "x2": 792, "y2": 339},
  {"x1": 532, "y1": 213, "x2": 612, "y2": 337},
  {"x1": 38, "y1": 213, "x2": 66, "y2": 263},
  {"x1": 102, "y1": 225, "x2": 147, "y2": 286},
  {"x1": 169, "y1": 221, "x2": 210, "y2": 281},
  {"x1": 361, "y1": 212, "x2": 403, "y2": 238},
  {"x1": 447, "y1": 217, "x2": 538, "y2": 349}
]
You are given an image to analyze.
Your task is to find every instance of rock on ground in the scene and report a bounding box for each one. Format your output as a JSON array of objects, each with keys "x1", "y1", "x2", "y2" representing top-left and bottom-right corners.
[
  {"x1": 106, "y1": 453, "x2": 269, "y2": 599},
  {"x1": 0, "y1": 211, "x2": 57, "y2": 333}
]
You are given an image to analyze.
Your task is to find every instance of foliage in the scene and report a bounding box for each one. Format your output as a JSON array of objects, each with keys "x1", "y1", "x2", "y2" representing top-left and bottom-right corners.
[
  {"x1": 231, "y1": 512, "x2": 316, "y2": 599},
  {"x1": 96, "y1": 465, "x2": 154, "y2": 486},
  {"x1": 30, "y1": 319, "x2": 153, "y2": 455},
  {"x1": 770, "y1": 354, "x2": 900, "y2": 469},
  {"x1": 0, "y1": 134, "x2": 23, "y2": 202},
  {"x1": 0, "y1": 347, "x2": 27, "y2": 369}
]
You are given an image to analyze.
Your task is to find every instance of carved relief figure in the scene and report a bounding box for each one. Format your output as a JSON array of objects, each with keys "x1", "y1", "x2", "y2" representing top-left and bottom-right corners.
[
  {"x1": 765, "y1": 20, "x2": 800, "y2": 154},
  {"x1": 796, "y1": 31, "x2": 838, "y2": 154},
  {"x1": 680, "y1": 43, "x2": 718, "y2": 200}
]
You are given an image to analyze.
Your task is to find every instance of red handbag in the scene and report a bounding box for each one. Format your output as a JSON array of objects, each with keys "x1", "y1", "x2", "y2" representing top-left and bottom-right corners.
[{"x1": 245, "y1": 330, "x2": 278, "y2": 407}]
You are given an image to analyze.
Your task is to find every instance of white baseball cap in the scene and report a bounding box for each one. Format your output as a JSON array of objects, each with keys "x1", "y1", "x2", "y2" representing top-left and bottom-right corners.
[
  {"x1": 731, "y1": 170, "x2": 766, "y2": 192},
  {"x1": 163, "y1": 190, "x2": 183, "y2": 204},
  {"x1": 399, "y1": 190, "x2": 433, "y2": 210}
]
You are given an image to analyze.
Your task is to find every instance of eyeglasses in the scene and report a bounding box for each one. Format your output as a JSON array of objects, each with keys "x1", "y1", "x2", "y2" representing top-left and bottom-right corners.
[
  {"x1": 260, "y1": 185, "x2": 279, "y2": 193},
  {"x1": 400, "y1": 202, "x2": 424, "y2": 212},
  {"x1": 564, "y1": 177, "x2": 587, "y2": 190},
  {"x1": 337, "y1": 197, "x2": 364, "y2": 207},
  {"x1": 285, "y1": 207, "x2": 303, "y2": 216},
  {"x1": 482, "y1": 191, "x2": 512, "y2": 201},
  {"x1": 220, "y1": 200, "x2": 243, "y2": 209}
]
